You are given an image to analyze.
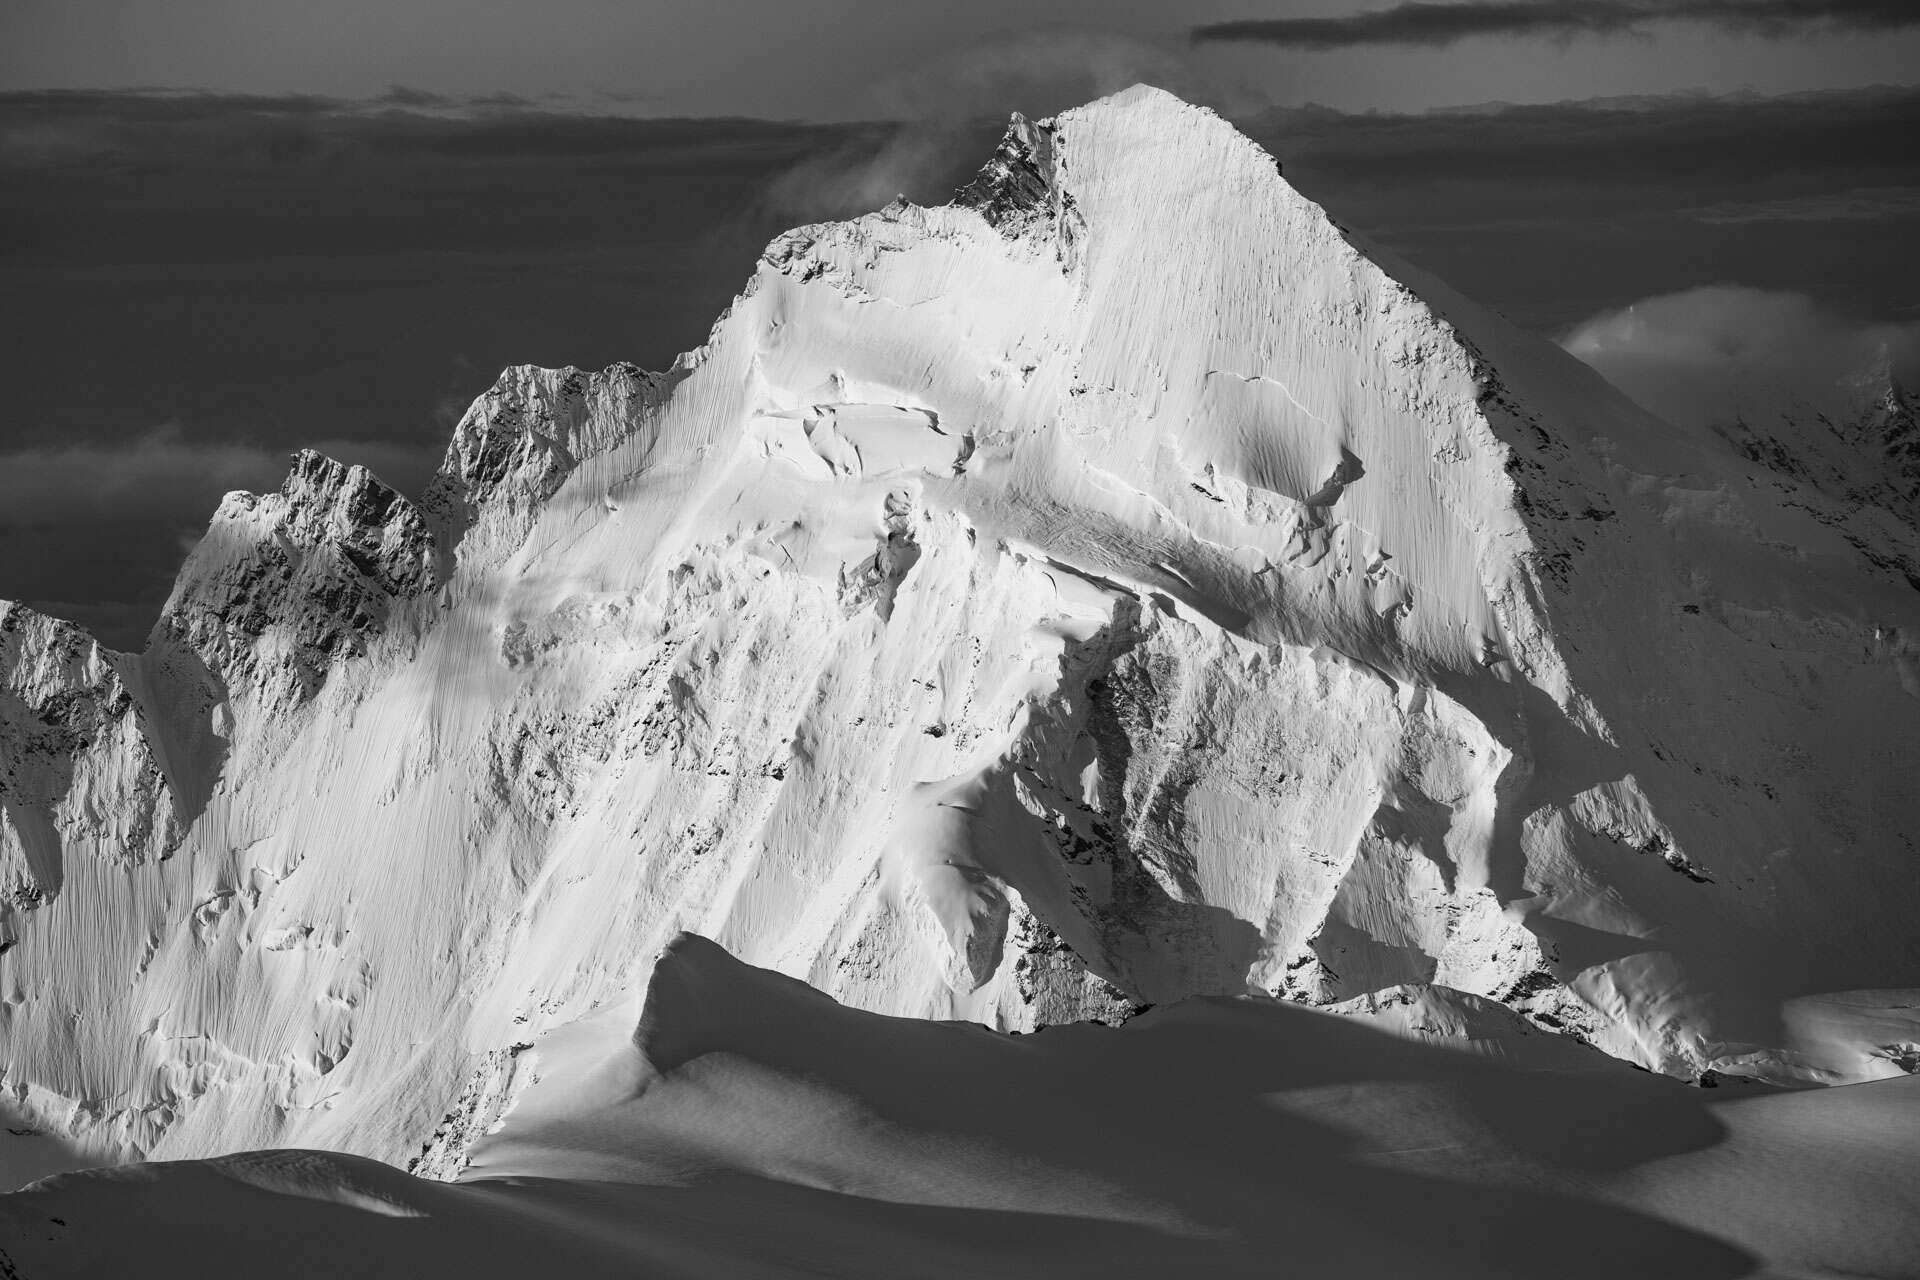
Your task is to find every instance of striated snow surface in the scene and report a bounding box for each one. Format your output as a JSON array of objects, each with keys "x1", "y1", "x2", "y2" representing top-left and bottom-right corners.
[{"x1": 3, "y1": 86, "x2": 1919, "y2": 1184}]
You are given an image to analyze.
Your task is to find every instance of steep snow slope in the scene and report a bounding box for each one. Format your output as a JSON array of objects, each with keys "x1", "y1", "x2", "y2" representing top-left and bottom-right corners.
[
  {"x1": 3, "y1": 86, "x2": 1918, "y2": 1179},
  {"x1": 4, "y1": 935, "x2": 1916, "y2": 1279}
]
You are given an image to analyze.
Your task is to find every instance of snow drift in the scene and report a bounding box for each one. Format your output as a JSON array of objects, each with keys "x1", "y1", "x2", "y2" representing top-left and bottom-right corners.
[
  {"x1": 2, "y1": 86, "x2": 1919, "y2": 1188},
  {"x1": 3, "y1": 933, "x2": 1916, "y2": 1278}
]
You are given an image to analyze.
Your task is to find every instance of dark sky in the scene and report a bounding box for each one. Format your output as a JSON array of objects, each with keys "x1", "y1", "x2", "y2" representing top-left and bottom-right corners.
[
  {"x1": 5, "y1": 0, "x2": 1918, "y2": 115},
  {"x1": 2, "y1": 4, "x2": 1917, "y2": 648}
]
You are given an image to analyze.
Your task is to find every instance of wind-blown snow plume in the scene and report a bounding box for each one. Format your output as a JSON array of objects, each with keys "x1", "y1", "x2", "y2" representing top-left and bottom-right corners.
[{"x1": 763, "y1": 29, "x2": 1204, "y2": 219}]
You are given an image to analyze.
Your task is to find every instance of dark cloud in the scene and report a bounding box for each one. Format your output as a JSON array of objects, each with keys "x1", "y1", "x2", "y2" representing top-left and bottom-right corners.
[
  {"x1": 1247, "y1": 85, "x2": 1920, "y2": 190},
  {"x1": 1680, "y1": 186, "x2": 1920, "y2": 224},
  {"x1": 1241, "y1": 85, "x2": 1920, "y2": 329},
  {"x1": 0, "y1": 425, "x2": 436, "y2": 528},
  {"x1": 0, "y1": 87, "x2": 846, "y2": 172},
  {"x1": 0, "y1": 90, "x2": 859, "y2": 646},
  {"x1": 376, "y1": 85, "x2": 456, "y2": 109},
  {"x1": 1193, "y1": 0, "x2": 1920, "y2": 51},
  {"x1": 0, "y1": 89, "x2": 856, "y2": 450}
]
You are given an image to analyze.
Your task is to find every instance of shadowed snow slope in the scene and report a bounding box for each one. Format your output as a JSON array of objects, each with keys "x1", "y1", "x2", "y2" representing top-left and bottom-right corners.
[
  {"x1": 4, "y1": 934, "x2": 1916, "y2": 1279},
  {"x1": 3, "y1": 86, "x2": 1920, "y2": 1184}
]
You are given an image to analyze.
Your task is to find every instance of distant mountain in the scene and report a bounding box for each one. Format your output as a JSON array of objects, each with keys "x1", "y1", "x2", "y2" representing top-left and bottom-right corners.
[
  {"x1": 1716, "y1": 350, "x2": 1916, "y2": 507},
  {"x1": 4, "y1": 87, "x2": 1918, "y2": 1190},
  {"x1": 1708, "y1": 353, "x2": 1920, "y2": 613}
]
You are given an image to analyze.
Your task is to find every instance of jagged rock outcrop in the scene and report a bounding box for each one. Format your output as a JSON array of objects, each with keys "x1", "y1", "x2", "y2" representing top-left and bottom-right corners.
[
  {"x1": 423, "y1": 361, "x2": 680, "y2": 564},
  {"x1": 1709, "y1": 359, "x2": 1920, "y2": 637},
  {"x1": 3, "y1": 87, "x2": 1918, "y2": 1181},
  {"x1": 1860, "y1": 367, "x2": 1920, "y2": 507},
  {"x1": 0, "y1": 607, "x2": 181, "y2": 908},
  {"x1": 154, "y1": 451, "x2": 436, "y2": 709}
]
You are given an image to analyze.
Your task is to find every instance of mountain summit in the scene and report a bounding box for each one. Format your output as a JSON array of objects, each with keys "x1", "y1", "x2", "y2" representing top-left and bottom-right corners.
[{"x1": 3, "y1": 86, "x2": 1918, "y2": 1176}]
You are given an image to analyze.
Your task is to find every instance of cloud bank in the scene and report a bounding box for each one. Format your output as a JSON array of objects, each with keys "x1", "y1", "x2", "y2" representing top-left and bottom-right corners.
[
  {"x1": 0, "y1": 425, "x2": 435, "y2": 528},
  {"x1": 1239, "y1": 85, "x2": 1920, "y2": 331},
  {"x1": 0, "y1": 87, "x2": 841, "y2": 172},
  {"x1": 1562, "y1": 286, "x2": 1920, "y2": 430},
  {"x1": 1193, "y1": 0, "x2": 1920, "y2": 50}
]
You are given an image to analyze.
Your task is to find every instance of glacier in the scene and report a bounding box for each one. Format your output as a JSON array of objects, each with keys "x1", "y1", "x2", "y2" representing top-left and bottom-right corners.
[{"x1": 2, "y1": 85, "x2": 1919, "y2": 1196}]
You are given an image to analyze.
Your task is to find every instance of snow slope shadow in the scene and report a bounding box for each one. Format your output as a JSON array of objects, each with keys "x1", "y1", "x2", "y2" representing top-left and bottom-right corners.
[
  {"x1": 14, "y1": 930, "x2": 1890, "y2": 1278},
  {"x1": 487, "y1": 934, "x2": 1753, "y2": 1278},
  {"x1": 0, "y1": 1097, "x2": 93, "y2": 1193},
  {"x1": 1039, "y1": 596, "x2": 1269, "y2": 1003}
]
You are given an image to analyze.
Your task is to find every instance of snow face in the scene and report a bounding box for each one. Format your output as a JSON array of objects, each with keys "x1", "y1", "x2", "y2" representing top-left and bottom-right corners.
[{"x1": 3, "y1": 85, "x2": 1919, "y2": 1179}]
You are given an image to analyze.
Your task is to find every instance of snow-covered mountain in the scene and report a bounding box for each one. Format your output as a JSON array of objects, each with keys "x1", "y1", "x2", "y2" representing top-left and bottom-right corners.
[{"x1": 3, "y1": 85, "x2": 1918, "y2": 1184}]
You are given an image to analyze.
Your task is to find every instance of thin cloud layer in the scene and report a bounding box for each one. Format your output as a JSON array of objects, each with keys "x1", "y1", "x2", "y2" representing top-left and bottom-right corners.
[
  {"x1": 0, "y1": 88, "x2": 839, "y2": 172},
  {"x1": 0, "y1": 424, "x2": 435, "y2": 527},
  {"x1": 1563, "y1": 286, "x2": 1920, "y2": 430},
  {"x1": 1193, "y1": 0, "x2": 1920, "y2": 51},
  {"x1": 1246, "y1": 86, "x2": 1920, "y2": 191},
  {"x1": 1682, "y1": 186, "x2": 1920, "y2": 225},
  {"x1": 1240, "y1": 85, "x2": 1920, "y2": 331}
]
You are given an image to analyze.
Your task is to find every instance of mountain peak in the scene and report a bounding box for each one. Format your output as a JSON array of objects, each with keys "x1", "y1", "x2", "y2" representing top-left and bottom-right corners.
[
  {"x1": 4, "y1": 88, "x2": 1919, "y2": 1185},
  {"x1": 1062, "y1": 82, "x2": 1239, "y2": 138},
  {"x1": 956, "y1": 84, "x2": 1283, "y2": 238},
  {"x1": 1087, "y1": 81, "x2": 1188, "y2": 110},
  {"x1": 153, "y1": 447, "x2": 435, "y2": 706}
]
